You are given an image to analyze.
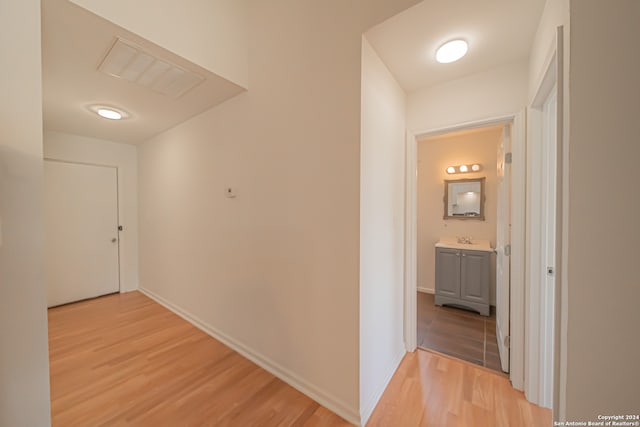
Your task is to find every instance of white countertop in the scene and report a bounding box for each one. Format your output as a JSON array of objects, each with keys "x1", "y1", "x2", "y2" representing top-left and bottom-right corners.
[{"x1": 435, "y1": 237, "x2": 494, "y2": 252}]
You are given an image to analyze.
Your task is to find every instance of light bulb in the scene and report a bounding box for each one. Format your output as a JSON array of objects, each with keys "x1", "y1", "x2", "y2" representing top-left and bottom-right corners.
[
  {"x1": 459, "y1": 165, "x2": 469, "y2": 173},
  {"x1": 436, "y1": 40, "x2": 468, "y2": 64},
  {"x1": 97, "y1": 108, "x2": 122, "y2": 120},
  {"x1": 446, "y1": 166, "x2": 456, "y2": 174}
]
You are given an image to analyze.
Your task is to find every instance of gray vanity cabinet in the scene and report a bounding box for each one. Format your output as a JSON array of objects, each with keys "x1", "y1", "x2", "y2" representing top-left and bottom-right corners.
[
  {"x1": 434, "y1": 248, "x2": 461, "y2": 298},
  {"x1": 435, "y1": 247, "x2": 490, "y2": 316}
]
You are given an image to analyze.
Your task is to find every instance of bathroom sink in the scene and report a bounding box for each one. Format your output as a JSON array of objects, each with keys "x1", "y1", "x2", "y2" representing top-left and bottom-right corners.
[{"x1": 435, "y1": 237, "x2": 493, "y2": 252}]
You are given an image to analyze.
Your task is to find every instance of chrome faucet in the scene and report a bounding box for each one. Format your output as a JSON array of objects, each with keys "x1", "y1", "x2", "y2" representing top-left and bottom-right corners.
[{"x1": 457, "y1": 236, "x2": 473, "y2": 244}]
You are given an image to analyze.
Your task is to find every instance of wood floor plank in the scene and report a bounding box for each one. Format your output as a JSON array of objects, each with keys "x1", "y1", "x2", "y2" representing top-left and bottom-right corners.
[
  {"x1": 49, "y1": 291, "x2": 551, "y2": 427},
  {"x1": 367, "y1": 350, "x2": 551, "y2": 427},
  {"x1": 48, "y1": 292, "x2": 349, "y2": 427}
]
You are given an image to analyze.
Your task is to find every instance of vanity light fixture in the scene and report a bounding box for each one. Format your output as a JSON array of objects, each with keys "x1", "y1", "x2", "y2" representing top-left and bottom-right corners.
[
  {"x1": 88, "y1": 105, "x2": 129, "y2": 121},
  {"x1": 446, "y1": 163, "x2": 482, "y2": 174},
  {"x1": 436, "y1": 39, "x2": 468, "y2": 64}
]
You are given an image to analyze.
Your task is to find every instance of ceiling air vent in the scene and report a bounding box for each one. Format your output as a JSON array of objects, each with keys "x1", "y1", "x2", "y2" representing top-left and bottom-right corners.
[{"x1": 98, "y1": 38, "x2": 204, "y2": 98}]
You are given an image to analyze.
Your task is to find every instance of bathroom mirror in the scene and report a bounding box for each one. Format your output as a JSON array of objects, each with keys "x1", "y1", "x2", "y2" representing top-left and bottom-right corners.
[{"x1": 443, "y1": 177, "x2": 486, "y2": 220}]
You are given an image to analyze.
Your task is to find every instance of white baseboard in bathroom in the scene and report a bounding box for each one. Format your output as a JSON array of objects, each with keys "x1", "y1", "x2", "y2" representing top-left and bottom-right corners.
[{"x1": 417, "y1": 287, "x2": 434, "y2": 294}]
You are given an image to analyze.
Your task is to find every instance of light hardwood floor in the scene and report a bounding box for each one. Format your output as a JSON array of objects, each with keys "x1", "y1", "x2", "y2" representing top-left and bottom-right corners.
[
  {"x1": 368, "y1": 350, "x2": 551, "y2": 426},
  {"x1": 48, "y1": 291, "x2": 551, "y2": 426}
]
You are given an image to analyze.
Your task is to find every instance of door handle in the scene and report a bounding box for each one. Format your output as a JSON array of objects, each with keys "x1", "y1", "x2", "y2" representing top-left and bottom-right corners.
[{"x1": 111, "y1": 238, "x2": 117, "y2": 243}]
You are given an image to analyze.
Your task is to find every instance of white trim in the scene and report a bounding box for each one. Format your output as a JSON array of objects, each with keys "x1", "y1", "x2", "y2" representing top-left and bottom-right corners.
[
  {"x1": 43, "y1": 157, "x2": 119, "y2": 169},
  {"x1": 510, "y1": 110, "x2": 526, "y2": 391},
  {"x1": 360, "y1": 349, "x2": 406, "y2": 425},
  {"x1": 410, "y1": 114, "x2": 516, "y2": 140},
  {"x1": 138, "y1": 287, "x2": 360, "y2": 426},
  {"x1": 404, "y1": 129, "x2": 418, "y2": 352},
  {"x1": 525, "y1": 26, "x2": 566, "y2": 414},
  {"x1": 554, "y1": 26, "x2": 567, "y2": 421},
  {"x1": 525, "y1": 102, "x2": 543, "y2": 403},
  {"x1": 417, "y1": 287, "x2": 433, "y2": 294},
  {"x1": 531, "y1": 35, "x2": 559, "y2": 109},
  {"x1": 404, "y1": 113, "x2": 526, "y2": 391},
  {"x1": 528, "y1": 86, "x2": 558, "y2": 408},
  {"x1": 540, "y1": 88, "x2": 557, "y2": 409}
]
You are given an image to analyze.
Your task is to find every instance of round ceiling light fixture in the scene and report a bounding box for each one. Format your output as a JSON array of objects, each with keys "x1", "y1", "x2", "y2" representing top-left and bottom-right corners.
[
  {"x1": 436, "y1": 39, "x2": 468, "y2": 64},
  {"x1": 97, "y1": 108, "x2": 122, "y2": 120},
  {"x1": 88, "y1": 105, "x2": 129, "y2": 120}
]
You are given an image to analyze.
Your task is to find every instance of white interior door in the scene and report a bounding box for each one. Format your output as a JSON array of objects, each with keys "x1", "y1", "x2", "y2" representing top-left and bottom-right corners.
[
  {"x1": 540, "y1": 88, "x2": 557, "y2": 408},
  {"x1": 496, "y1": 125, "x2": 511, "y2": 373},
  {"x1": 45, "y1": 160, "x2": 120, "y2": 307}
]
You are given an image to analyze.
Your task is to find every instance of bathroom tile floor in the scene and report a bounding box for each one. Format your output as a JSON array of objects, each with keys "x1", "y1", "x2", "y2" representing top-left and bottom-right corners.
[{"x1": 417, "y1": 291, "x2": 505, "y2": 375}]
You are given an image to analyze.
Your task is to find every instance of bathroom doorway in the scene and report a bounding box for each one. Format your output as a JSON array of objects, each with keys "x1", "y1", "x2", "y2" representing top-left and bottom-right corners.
[{"x1": 414, "y1": 124, "x2": 508, "y2": 373}]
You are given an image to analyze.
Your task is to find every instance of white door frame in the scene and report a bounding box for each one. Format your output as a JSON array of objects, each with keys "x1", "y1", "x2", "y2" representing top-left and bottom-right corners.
[
  {"x1": 526, "y1": 26, "x2": 565, "y2": 411},
  {"x1": 404, "y1": 112, "x2": 526, "y2": 390}
]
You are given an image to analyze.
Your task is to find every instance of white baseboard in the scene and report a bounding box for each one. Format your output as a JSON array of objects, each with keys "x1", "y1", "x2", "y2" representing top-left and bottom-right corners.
[
  {"x1": 417, "y1": 287, "x2": 434, "y2": 294},
  {"x1": 360, "y1": 347, "x2": 406, "y2": 425},
  {"x1": 138, "y1": 287, "x2": 360, "y2": 426}
]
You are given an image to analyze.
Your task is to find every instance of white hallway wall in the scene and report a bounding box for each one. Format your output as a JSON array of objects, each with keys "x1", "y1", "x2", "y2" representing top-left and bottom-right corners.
[
  {"x1": 360, "y1": 37, "x2": 407, "y2": 424},
  {"x1": 0, "y1": 1, "x2": 52, "y2": 426},
  {"x1": 136, "y1": 1, "x2": 419, "y2": 424},
  {"x1": 407, "y1": 60, "x2": 529, "y2": 133},
  {"x1": 43, "y1": 131, "x2": 139, "y2": 293}
]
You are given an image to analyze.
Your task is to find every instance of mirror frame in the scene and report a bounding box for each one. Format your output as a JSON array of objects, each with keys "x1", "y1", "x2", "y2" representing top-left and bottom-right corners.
[{"x1": 443, "y1": 177, "x2": 486, "y2": 220}]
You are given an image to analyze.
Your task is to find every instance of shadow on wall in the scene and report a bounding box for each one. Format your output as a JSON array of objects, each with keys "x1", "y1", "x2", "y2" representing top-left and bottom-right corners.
[{"x1": 0, "y1": 145, "x2": 51, "y2": 426}]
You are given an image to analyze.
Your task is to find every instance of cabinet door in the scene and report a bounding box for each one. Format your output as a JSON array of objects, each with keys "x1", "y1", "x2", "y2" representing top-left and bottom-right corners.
[
  {"x1": 460, "y1": 251, "x2": 490, "y2": 304},
  {"x1": 435, "y1": 248, "x2": 460, "y2": 298}
]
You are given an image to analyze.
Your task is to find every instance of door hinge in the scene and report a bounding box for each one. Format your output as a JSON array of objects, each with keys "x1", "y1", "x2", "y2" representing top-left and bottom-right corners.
[
  {"x1": 505, "y1": 336, "x2": 511, "y2": 348},
  {"x1": 505, "y1": 152, "x2": 513, "y2": 164},
  {"x1": 505, "y1": 244, "x2": 511, "y2": 256}
]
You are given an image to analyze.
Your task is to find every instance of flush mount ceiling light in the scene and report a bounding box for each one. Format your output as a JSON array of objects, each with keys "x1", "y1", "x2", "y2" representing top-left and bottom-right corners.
[
  {"x1": 97, "y1": 108, "x2": 122, "y2": 120},
  {"x1": 446, "y1": 163, "x2": 482, "y2": 174},
  {"x1": 88, "y1": 105, "x2": 129, "y2": 121},
  {"x1": 436, "y1": 39, "x2": 468, "y2": 64}
]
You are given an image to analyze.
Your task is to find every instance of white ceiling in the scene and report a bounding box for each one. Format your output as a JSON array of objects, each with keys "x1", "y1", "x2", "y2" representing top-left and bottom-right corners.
[
  {"x1": 365, "y1": 0, "x2": 546, "y2": 93},
  {"x1": 42, "y1": 0, "x2": 245, "y2": 145},
  {"x1": 42, "y1": 0, "x2": 545, "y2": 144}
]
